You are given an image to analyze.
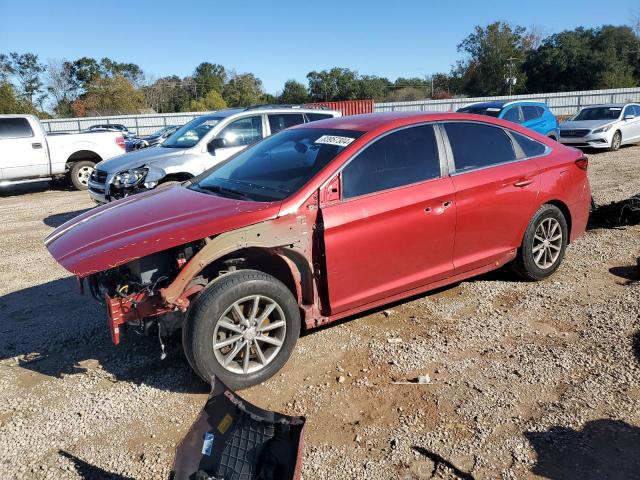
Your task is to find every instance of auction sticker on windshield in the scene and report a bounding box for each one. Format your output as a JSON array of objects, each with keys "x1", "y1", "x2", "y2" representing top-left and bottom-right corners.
[{"x1": 315, "y1": 135, "x2": 356, "y2": 147}]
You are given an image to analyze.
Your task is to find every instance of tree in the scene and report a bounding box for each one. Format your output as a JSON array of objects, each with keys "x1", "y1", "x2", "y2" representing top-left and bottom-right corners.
[
  {"x1": 0, "y1": 54, "x2": 12, "y2": 82},
  {"x1": 70, "y1": 57, "x2": 101, "y2": 90},
  {"x1": 222, "y1": 73, "x2": 263, "y2": 107},
  {"x1": 523, "y1": 26, "x2": 639, "y2": 92},
  {"x1": 9, "y1": 52, "x2": 44, "y2": 104},
  {"x1": 455, "y1": 22, "x2": 530, "y2": 96},
  {"x1": 73, "y1": 75, "x2": 146, "y2": 116},
  {"x1": 46, "y1": 59, "x2": 78, "y2": 116},
  {"x1": 189, "y1": 89, "x2": 227, "y2": 111},
  {"x1": 193, "y1": 62, "x2": 226, "y2": 97},
  {"x1": 100, "y1": 58, "x2": 144, "y2": 86},
  {"x1": 307, "y1": 68, "x2": 359, "y2": 101},
  {"x1": 356, "y1": 75, "x2": 391, "y2": 101},
  {"x1": 0, "y1": 81, "x2": 40, "y2": 115},
  {"x1": 279, "y1": 79, "x2": 309, "y2": 104}
]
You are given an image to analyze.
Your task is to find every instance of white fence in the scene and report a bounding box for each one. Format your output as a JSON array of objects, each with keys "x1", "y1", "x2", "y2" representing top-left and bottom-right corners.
[
  {"x1": 40, "y1": 87, "x2": 640, "y2": 135},
  {"x1": 374, "y1": 87, "x2": 640, "y2": 117},
  {"x1": 41, "y1": 111, "x2": 208, "y2": 136}
]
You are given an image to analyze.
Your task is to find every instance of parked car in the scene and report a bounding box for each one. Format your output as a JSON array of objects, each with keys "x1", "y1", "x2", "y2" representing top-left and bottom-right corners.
[
  {"x1": 87, "y1": 105, "x2": 340, "y2": 204},
  {"x1": 141, "y1": 125, "x2": 182, "y2": 148},
  {"x1": 86, "y1": 124, "x2": 134, "y2": 136},
  {"x1": 46, "y1": 112, "x2": 591, "y2": 389},
  {"x1": 458, "y1": 101, "x2": 559, "y2": 139},
  {"x1": 559, "y1": 103, "x2": 640, "y2": 151},
  {"x1": 0, "y1": 114, "x2": 126, "y2": 190}
]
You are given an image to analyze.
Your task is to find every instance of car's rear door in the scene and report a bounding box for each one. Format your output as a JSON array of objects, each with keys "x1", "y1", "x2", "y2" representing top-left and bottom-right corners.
[
  {"x1": 320, "y1": 124, "x2": 456, "y2": 315},
  {"x1": 442, "y1": 121, "x2": 542, "y2": 274}
]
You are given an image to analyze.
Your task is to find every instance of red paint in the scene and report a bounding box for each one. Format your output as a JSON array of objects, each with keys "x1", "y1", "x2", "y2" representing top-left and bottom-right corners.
[
  {"x1": 46, "y1": 112, "x2": 591, "y2": 340},
  {"x1": 305, "y1": 99, "x2": 374, "y2": 116}
]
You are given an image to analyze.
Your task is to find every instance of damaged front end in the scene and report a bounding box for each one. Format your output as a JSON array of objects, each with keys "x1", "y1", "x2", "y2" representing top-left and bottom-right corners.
[{"x1": 86, "y1": 242, "x2": 205, "y2": 345}]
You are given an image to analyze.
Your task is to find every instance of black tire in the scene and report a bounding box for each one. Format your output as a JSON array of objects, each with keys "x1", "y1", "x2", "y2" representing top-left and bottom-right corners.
[
  {"x1": 182, "y1": 270, "x2": 300, "y2": 390},
  {"x1": 609, "y1": 131, "x2": 622, "y2": 152},
  {"x1": 547, "y1": 133, "x2": 557, "y2": 141},
  {"x1": 511, "y1": 204, "x2": 568, "y2": 281},
  {"x1": 68, "y1": 160, "x2": 95, "y2": 190}
]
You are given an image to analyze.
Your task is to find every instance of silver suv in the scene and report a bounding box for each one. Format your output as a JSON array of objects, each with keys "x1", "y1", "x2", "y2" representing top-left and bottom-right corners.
[{"x1": 88, "y1": 105, "x2": 341, "y2": 203}]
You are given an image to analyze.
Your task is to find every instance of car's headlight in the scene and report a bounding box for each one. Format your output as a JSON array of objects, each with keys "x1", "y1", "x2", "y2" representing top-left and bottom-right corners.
[
  {"x1": 112, "y1": 168, "x2": 148, "y2": 188},
  {"x1": 592, "y1": 124, "x2": 612, "y2": 134}
]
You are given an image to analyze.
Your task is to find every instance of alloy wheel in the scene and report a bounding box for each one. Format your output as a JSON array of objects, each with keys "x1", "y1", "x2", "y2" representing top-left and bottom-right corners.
[
  {"x1": 612, "y1": 133, "x2": 621, "y2": 150},
  {"x1": 212, "y1": 295, "x2": 286, "y2": 375},
  {"x1": 532, "y1": 218, "x2": 562, "y2": 269}
]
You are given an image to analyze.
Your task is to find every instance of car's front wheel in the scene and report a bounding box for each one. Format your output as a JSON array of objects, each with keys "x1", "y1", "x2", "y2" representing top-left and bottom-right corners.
[
  {"x1": 182, "y1": 270, "x2": 301, "y2": 390},
  {"x1": 609, "y1": 131, "x2": 622, "y2": 152},
  {"x1": 512, "y1": 204, "x2": 568, "y2": 281}
]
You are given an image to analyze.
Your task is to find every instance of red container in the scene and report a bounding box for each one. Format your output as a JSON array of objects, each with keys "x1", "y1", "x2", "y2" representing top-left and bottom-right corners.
[{"x1": 305, "y1": 99, "x2": 374, "y2": 116}]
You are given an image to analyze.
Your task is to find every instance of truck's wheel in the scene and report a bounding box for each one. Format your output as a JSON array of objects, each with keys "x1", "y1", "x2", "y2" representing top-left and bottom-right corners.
[
  {"x1": 68, "y1": 161, "x2": 95, "y2": 190},
  {"x1": 182, "y1": 270, "x2": 300, "y2": 390},
  {"x1": 511, "y1": 204, "x2": 568, "y2": 281}
]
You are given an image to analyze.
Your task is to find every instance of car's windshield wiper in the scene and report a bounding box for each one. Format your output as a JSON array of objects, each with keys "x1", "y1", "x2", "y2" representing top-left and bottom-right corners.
[{"x1": 193, "y1": 184, "x2": 252, "y2": 200}]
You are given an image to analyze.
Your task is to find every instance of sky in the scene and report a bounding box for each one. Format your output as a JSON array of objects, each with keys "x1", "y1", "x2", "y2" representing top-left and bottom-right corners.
[{"x1": 1, "y1": 0, "x2": 638, "y2": 94}]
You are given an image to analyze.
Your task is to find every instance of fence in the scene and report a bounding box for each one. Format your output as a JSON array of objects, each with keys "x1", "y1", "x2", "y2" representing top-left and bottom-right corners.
[
  {"x1": 41, "y1": 87, "x2": 640, "y2": 135},
  {"x1": 374, "y1": 87, "x2": 640, "y2": 116}
]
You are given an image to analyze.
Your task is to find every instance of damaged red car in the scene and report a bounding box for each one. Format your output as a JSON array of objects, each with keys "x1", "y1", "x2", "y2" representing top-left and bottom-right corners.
[{"x1": 45, "y1": 112, "x2": 591, "y2": 389}]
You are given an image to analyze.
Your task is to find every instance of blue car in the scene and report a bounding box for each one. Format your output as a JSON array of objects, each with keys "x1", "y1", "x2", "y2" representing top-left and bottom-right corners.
[{"x1": 457, "y1": 101, "x2": 559, "y2": 140}]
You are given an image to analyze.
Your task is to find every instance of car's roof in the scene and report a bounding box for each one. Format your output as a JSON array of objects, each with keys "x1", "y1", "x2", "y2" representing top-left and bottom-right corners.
[
  {"x1": 464, "y1": 100, "x2": 546, "y2": 109},
  {"x1": 293, "y1": 111, "x2": 527, "y2": 134},
  {"x1": 198, "y1": 106, "x2": 340, "y2": 121},
  {"x1": 580, "y1": 103, "x2": 636, "y2": 108}
]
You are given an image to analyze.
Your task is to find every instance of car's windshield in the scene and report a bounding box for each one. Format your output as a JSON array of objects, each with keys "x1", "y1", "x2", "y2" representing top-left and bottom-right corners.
[
  {"x1": 190, "y1": 128, "x2": 363, "y2": 202},
  {"x1": 573, "y1": 107, "x2": 622, "y2": 121},
  {"x1": 457, "y1": 106, "x2": 502, "y2": 117},
  {"x1": 162, "y1": 116, "x2": 224, "y2": 148}
]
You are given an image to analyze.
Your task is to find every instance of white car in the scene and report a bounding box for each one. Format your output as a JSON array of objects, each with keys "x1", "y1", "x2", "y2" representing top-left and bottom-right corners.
[
  {"x1": 0, "y1": 114, "x2": 126, "y2": 190},
  {"x1": 88, "y1": 105, "x2": 340, "y2": 204},
  {"x1": 559, "y1": 103, "x2": 640, "y2": 151}
]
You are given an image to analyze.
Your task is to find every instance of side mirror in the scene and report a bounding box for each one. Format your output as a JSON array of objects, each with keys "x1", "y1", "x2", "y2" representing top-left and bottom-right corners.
[
  {"x1": 321, "y1": 175, "x2": 341, "y2": 205},
  {"x1": 624, "y1": 114, "x2": 636, "y2": 121},
  {"x1": 207, "y1": 137, "x2": 227, "y2": 153}
]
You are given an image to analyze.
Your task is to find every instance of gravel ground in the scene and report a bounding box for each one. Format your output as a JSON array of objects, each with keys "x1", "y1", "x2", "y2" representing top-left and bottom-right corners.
[{"x1": 1, "y1": 145, "x2": 639, "y2": 479}]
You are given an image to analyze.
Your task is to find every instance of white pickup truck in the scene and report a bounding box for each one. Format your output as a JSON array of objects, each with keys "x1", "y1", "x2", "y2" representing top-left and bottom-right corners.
[{"x1": 0, "y1": 114, "x2": 126, "y2": 190}]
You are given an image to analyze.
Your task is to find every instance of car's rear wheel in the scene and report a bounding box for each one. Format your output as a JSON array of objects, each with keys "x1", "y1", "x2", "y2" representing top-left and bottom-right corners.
[
  {"x1": 512, "y1": 204, "x2": 568, "y2": 281},
  {"x1": 182, "y1": 270, "x2": 300, "y2": 390},
  {"x1": 68, "y1": 161, "x2": 95, "y2": 190},
  {"x1": 609, "y1": 131, "x2": 622, "y2": 152}
]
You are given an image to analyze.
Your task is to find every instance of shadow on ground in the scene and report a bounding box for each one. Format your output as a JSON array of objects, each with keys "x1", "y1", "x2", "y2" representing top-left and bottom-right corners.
[
  {"x1": 0, "y1": 276, "x2": 207, "y2": 394},
  {"x1": 0, "y1": 180, "x2": 73, "y2": 197},
  {"x1": 609, "y1": 261, "x2": 639, "y2": 285},
  {"x1": 59, "y1": 451, "x2": 134, "y2": 480},
  {"x1": 43, "y1": 208, "x2": 92, "y2": 228},
  {"x1": 525, "y1": 419, "x2": 640, "y2": 480}
]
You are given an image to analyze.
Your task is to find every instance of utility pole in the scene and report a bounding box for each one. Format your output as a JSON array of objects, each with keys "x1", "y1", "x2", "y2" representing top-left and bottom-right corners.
[{"x1": 505, "y1": 57, "x2": 518, "y2": 95}]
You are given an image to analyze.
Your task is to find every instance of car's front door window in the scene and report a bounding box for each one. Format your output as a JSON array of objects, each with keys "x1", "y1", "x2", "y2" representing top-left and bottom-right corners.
[
  {"x1": 216, "y1": 116, "x2": 263, "y2": 147},
  {"x1": 502, "y1": 106, "x2": 524, "y2": 123},
  {"x1": 342, "y1": 124, "x2": 441, "y2": 199}
]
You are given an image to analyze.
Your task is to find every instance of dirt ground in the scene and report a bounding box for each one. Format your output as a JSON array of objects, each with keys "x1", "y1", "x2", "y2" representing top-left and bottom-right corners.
[{"x1": 1, "y1": 145, "x2": 639, "y2": 479}]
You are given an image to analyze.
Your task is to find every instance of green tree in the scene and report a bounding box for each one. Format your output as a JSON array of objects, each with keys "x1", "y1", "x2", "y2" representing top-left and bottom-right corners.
[
  {"x1": 356, "y1": 75, "x2": 391, "y2": 101},
  {"x1": 193, "y1": 62, "x2": 226, "y2": 97},
  {"x1": 0, "y1": 81, "x2": 40, "y2": 115},
  {"x1": 100, "y1": 58, "x2": 144, "y2": 85},
  {"x1": 74, "y1": 75, "x2": 145, "y2": 116},
  {"x1": 189, "y1": 89, "x2": 227, "y2": 111},
  {"x1": 222, "y1": 73, "x2": 263, "y2": 107},
  {"x1": 9, "y1": 52, "x2": 44, "y2": 104},
  {"x1": 46, "y1": 59, "x2": 78, "y2": 117},
  {"x1": 455, "y1": 22, "x2": 530, "y2": 96},
  {"x1": 70, "y1": 57, "x2": 101, "y2": 90},
  {"x1": 307, "y1": 68, "x2": 359, "y2": 101},
  {"x1": 279, "y1": 79, "x2": 309, "y2": 104}
]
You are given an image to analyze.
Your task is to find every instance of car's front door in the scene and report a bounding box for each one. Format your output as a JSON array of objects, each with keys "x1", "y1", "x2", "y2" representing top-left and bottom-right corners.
[
  {"x1": 442, "y1": 121, "x2": 541, "y2": 274},
  {"x1": 208, "y1": 115, "x2": 264, "y2": 163},
  {"x1": 521, "y1": 105, "x2": 546, "y2": 135},
  {"x1": 0, "y1": 117, "x2": 49, "y2": 180},
  {"x1": 321, "y1": 124, "x2": 456, "y2": 315},
  {"x1": 621, "y1": 105, "x2": 640, "y2": 142}
]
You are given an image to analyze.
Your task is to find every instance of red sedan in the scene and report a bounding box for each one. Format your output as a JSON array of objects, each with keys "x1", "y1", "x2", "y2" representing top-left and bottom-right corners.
[{"x1": 46, "y1": 112, "x2": 591, "y2": 389}]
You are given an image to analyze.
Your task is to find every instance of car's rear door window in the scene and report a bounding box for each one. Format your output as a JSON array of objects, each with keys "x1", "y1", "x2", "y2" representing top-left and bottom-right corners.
[
  {"x1": 444, "y1": 122, "x2": 516, "y2": 173},
  {"x1": 268, "y1": 114, "x2": 305, "y2": 135},
  {"x1": 0, "y1": 118, "x2": 34, "y2": 139},
  {"x1": 522, "y1": 106, "x2": 542, "y2": 121},
  {"x1": 511, "y1": 131, "x2": 547, "y2": 157},
  {"x1": 342, "y1": 124, "x2": 440, "y2": 199},
  {"x1": 306, "y1": 113, "x2": 334, "y2": 122}
]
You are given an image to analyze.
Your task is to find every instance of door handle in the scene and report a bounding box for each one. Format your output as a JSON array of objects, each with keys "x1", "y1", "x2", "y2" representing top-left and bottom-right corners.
[
  {"x1": 514, "y1": 179, "x2": 533, "y2": 188},
  {"x1": 425, "y1": 201, "x2": 453, "y2": 214},
  {"x1": 32, "y1": 142, "x2": 42, "y2": 149}
]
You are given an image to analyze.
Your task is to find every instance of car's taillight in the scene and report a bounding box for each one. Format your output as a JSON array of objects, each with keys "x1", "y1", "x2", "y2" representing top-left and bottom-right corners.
[
  {"x1": 115, "y1": 135, "x2": 125, "y2": 150},
  {"x1": 575, "y1": 156, "x2": 588, "y2": 171}
]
